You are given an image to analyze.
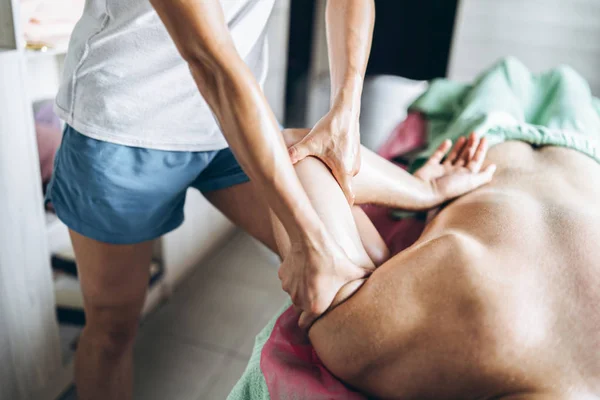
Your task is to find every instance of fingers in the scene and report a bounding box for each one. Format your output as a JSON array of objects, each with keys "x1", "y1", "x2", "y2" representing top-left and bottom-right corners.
[
  {"x1": 350, "y1": 150, "x2": 361, "y2": 177},
  {"x1": 285, "y1": 265, "x2": 371, "y2": 333},
  {"x1": 339, "y1": 265, "x2": 372, "y2": 285},
  {"x1": 298, "y1": 311, "x2": 320, "y2": 332},
  {"x1": 434, "y1": 162, "x2": 497, "y2": 201},
  {"x1": 467, "y1": 137, "x2": 489, "y2": 172},
  {"x1": 288, "y1": 138, "x2": 317, "y2": 164},
  {"x1": 338, "y1": 173, "x2": 355, "y2": 205},
  {"x1": 444, "y1": 133, "x2": 490, "y2": 168},
  {"x1": 467, "y1": 163, "x2": 497, "y2": 189},
  {"x1": 456, "y1": 132, "x2": 477, "y2": 166},
  {"x1": 443, "y1": 136, "x2": 467, "y2": 166},
  {"x1": 427, "y1": 139, "x2": 452, "y2": 165},
  {"x1": 481, "y1": 163, "x2": 497, "y2": 180},
  {"x1": 298, "y1": 276, "x2": 369, "y2": 332},
  {"x1": 328, "y1": 158, "x2": 356, "y2": 205}
]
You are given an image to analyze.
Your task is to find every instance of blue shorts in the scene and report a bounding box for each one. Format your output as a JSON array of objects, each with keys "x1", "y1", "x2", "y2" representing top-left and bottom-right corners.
[{"x1": 46, "y1": 125, "x2": 249, "y2": 244}]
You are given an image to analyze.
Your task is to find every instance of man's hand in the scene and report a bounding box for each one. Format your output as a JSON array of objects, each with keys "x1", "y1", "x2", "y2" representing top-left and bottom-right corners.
[
  {"x1": 278, "y1": 229, "x2": 372, "y2": 331},
  {"x1": 288, "y1": 103, "x2": 361, "y2": 205},
  {"x1": 414, "y1": 133, "x2": 497, "y2": 206},
  {"x1": 293, "y1": 0, "x2": 374, "y2": 205}
]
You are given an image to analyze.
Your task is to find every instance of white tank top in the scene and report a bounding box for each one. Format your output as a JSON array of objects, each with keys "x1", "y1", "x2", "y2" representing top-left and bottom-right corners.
[{"x1": 55, "y1": 0, "x2": 275, "y2": 151}]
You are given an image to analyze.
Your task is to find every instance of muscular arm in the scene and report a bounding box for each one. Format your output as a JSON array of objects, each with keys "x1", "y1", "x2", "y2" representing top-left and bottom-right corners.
[
  {"x1": 149, "y1": 0, "x2": 322, "y2": 243},
  {"x1": 326, "y1": 0, "x2": 374, "y2": 115},
  {"x1": 151, "y1": 0, "x2": 372, "y2": 321},
  {"x1": 287, "y1": 0, "x2": 375, "y2": 201}
]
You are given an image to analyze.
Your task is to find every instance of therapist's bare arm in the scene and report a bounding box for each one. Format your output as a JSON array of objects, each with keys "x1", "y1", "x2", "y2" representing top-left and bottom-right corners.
[
  {"x1": 288, "y1": 0, "x2": 375, "y2": 202},
  {"x1": 326, "y1": 0, "x2": 374, "y2": 113},
  {"x1": 150, "y1": 0, "x2": 370, "y2": 320}
]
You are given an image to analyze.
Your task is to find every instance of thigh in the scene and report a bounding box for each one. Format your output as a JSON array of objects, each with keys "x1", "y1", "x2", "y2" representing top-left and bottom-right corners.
[
  {"x1": 203, "y1": 180, "x2": 277, "y2": 254},
  {"x1": 70, "y1": 230, "x2": 153, "y2": 330},
  {"x1": 195, "y1": 147, "x2": 277, "y2": 253}
]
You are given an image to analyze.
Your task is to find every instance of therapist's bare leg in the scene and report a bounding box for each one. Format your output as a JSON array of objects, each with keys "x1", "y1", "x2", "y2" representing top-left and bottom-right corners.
[
  {"x1": 203, "y1": 180, "x2": 278, "y2": 254},
  {"x1": 69, "y1": 230, "x2": 153, "y2": 400}
]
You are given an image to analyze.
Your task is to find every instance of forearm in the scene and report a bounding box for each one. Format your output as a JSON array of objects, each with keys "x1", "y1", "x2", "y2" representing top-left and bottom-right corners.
[
  {"x1": 198, "y1": 67, "x2": 325, "y2": 234},
  {"x1": 353, "y1": 147, "x2": 438, "y2": 210},
  {"x1": 326, "y1": 0, "x2": 374, "y2": 111},
  {"x1": 282, "y1": 129, "x2": 436, "y2": 211},
  {"x1": 151, "y1": 0, "x2": 324, "y2": 240}
]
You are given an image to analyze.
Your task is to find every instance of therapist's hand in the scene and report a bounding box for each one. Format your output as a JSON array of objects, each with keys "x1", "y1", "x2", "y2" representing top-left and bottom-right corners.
[
  {"x1": 288, "y1": 102, "x2": 361, "y2": 205},
  {"x1": 278, "y1": 229, "x2": 372, "y2": 331}
]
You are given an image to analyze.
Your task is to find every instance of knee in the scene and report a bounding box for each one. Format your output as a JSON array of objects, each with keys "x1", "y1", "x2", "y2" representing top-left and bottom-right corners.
[{"x1": 84, "y1": 314, "x2": 140, "y2": 359}]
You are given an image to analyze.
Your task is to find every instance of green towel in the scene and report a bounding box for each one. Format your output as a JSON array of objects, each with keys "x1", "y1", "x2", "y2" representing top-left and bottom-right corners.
[
  {"x1": 408, "y1": 57, "x2": 600, "y2": 173},
  {"x1": 227, "y1": 301, "x2": 291, "y2": 400}
]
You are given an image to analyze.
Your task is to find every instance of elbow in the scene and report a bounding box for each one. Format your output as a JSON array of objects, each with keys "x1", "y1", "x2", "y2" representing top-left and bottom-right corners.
[
  {"x1": 183, "y1": 46, "x2": 240, "y2": 109},
  {"x1": 183, "y1": 44, "x2": 248, "y2": 100},
  {"x1": 177, "y1": 36, "x2": 230, "y2": 77},
  {"x1": 179, "y1": 42, "x2": 217, "y2": 73},
  {"x1": 186, "y1": 55, "x2": 223, "y2": 108},
  {"x1": 178, "y1": 44, "x2": 201, "y2": 66}
]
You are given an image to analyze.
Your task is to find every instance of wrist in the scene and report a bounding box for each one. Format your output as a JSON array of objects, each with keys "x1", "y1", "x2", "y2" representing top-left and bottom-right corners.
[
  {"x1": 402, "y1": 178, "x2": 442, "y2": 211},
  {"x1": 331, "y1": 72, "x2": 363, "y2": 111},
  {"x1": 424, "y1": 179, "x2": 445, "y2": 209},
  {"x1": 327, "y1": 88, "x2": 362, "y2": 140}
]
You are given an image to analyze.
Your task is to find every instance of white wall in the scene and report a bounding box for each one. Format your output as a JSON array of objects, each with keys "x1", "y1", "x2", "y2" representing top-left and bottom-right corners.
[{"x1": 448, "y1": 0, "x2": 600, "y2": 94}]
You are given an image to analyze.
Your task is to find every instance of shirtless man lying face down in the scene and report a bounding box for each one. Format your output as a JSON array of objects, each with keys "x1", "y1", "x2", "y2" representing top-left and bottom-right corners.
[{"x1": 273, "y1": 129, "x2": 600, "y2": 400}]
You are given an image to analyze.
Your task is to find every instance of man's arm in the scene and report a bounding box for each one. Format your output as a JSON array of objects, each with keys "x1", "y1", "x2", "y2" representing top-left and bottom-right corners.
[
  {"x1": 288, "y1": 0, "x2": 375, "y2": 202},
  {"x1": 150, "y1": 0, "x2": 316, "y2": 241},
  {"x1": 150, "y1": 0, "x2": 369, "y2": 317},
  {"x1": 326, "y1": 0, "x2": 374, "y2": 118}
]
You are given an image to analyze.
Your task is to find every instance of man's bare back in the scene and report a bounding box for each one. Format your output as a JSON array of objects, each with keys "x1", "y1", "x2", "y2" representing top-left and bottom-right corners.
[{"x1": 310, "y1": 142, "x2": 600, "y2": 400}]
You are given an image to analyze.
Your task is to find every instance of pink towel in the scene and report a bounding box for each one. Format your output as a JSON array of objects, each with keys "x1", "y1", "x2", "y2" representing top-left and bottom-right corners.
[{"x1": 259, "y1": 113, "x2": 428, "y2": 399}]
